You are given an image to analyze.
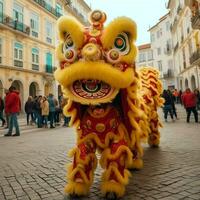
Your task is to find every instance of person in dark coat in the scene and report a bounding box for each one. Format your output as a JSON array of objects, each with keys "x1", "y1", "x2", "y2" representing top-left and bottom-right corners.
[
  {"x1": 24, "y1": 96, "x2": 34, "y2": 125},
  {"x1": 162, "y1": 90, "x2": 174, "y2": 122},
  {"x1": 0, "y1": 96, "x2": 6, "y2": 126},
  {"x1": 4, "y1": 86, "x2": 21, "y2": 136}
]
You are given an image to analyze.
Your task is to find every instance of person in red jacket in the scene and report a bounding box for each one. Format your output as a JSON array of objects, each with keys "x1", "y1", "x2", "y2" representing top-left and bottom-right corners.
[
  {"x1": 4, "y1": 86, "x2": 21, "y2": 136},
  {"x1": 182, "y1": 88, "x2": 198, "y2": 123}
]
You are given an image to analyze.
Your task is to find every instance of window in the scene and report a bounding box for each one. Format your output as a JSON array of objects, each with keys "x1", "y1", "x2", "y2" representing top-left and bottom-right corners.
[
  {"x1": 46, "y1": 20, "x2": 53, "y2": 44},
  {"x1": 45, "y1": 0, "x2": 53, "y2": 11},
  {"x1": 14, "y1": 42, "x2": 23, "y2": 67},
  {"x1": 0, "y1": 38, "x2": 2, "y2": 63},
  {"x1": 30, "y1": 12, "x2": 39, "y2": 38},
  {"x1": 151, "y1": 33, "x2": 155, "y2": 42},
  {"x1": 32, "y1": 48, "x2": 39, "y2": 70},
  {"x1": 157, "y1": 48, "x2": 161, "y2": 55},
  {"x1": 148, "y1": 50, "x2": 153, "y2": 60},
  {"x1": 159, "y1": 28, "x2": 162, "y2": 36},
  {"x1": 13, "y1": 2, "x2": 23, "y2": 31},
  {"x1": 46, "y1": 52, "x2": 53, "y2": 73},
  {"x1": 139, "y1": 53, "x2": 146, "y2": 62},
  {"x1": 168, "y1": 59, "x2": 173, "y2": 69},
  {"x1": 157, "y1": 61, "x2": 162, "y2": 71},
  {"x1": 166, "y1": 21, "x2": 170, "y2": 31},
  {"x1": 56, "y1": 3, "x2": 63, "y2": 16},
  {"x1": 157, "y1": 30, "x2": 160, "y2": 38},
  {"x1": 0, "y1": 0, "x2": 3, "y2": 23},
  {"x1": 188, "y1": 40, "x2": 192, "y2": 57}
]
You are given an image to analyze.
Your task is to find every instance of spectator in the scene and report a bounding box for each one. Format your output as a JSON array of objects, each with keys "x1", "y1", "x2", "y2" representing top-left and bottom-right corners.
[
  {"x1": 182, "y1": 88, "x2": 198, "y2": 123},
  {"x1": 33, "y1": 96, "x2": 42, "y2": 128},
  {"x1": 61, "y1": 97, "x2": 70, "y2": 127},
  {"x1": 0, "y1": 95, "x2": 6, "y2": 127},
  {"x1": 194, "y1": 89, "x2": 200, "y2": 111},
  {"x1": 4, "y1": 86, "x2": 21, "y2": 136},
  {"x1": 48, "y1": 93, "x2": 56, "y2": 128},
  {"x1": 173, "y1": 89, "x2": 179, "y2": 103},
  {"x1": 40, "y1": 96, "x2": 49, "y2": 128},
  {"x1": 168, "y1": 89, "x2": 178, "y2": 120},
  {"x1": 162, "y1": 90, "x2": 174, "y2": 122},
  {"x1": 4, "y1": 89, "x2": 10, "y2": 129},
  {"x1": 178, "y1": 90, "x2": 183, "y2": 105},
  {"x1": 24, "y1": 96, "x2": 34, "y2": 125}
]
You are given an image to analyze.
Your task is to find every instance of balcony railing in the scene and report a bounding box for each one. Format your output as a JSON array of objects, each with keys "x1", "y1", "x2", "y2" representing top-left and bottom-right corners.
[
  {"x1": 0, "y1": 14, "x2": 30, "y2": 35},
  {"x1": 32, "y1": 64, "x2": 39, "y2": 71},
  {"x1": 191, "y1": 10, "x2": 200, "y2": 29},
  {"x1": 14, "y1": 60, "x2": 23, "y2": 68},
  {"x1": 33, "y1": 0, "x2": 62, "y2": 18},
  {"x1": 45, "y1": 65, "x2": 57, "y2": 74},
  {"x1": 190, "y1": 49, "x2": 200, "y2": 65}
]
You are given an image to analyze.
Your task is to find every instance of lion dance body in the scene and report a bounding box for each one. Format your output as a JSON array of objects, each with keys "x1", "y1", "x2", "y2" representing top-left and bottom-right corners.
[{"x1": 54, "y1": 10, "x2": 164, "y2": 199}]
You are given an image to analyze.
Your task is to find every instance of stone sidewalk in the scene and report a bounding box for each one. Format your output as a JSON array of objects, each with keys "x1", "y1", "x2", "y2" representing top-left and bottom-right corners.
[{"x1": 0, "y1": 105, "x2": 200, "y2": 200}]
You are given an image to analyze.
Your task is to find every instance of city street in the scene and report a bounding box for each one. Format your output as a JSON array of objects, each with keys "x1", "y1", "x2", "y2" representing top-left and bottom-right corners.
[{"x1": 0, "y1": 105, "x2": 200, "y2": 200}]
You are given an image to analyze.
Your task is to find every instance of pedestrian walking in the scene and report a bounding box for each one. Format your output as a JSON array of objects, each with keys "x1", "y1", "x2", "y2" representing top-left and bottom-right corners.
[
  {"x1": 24, "y1": 96, "x2": 34, "y2": 125},
  {"x1": 41, "y1": 96, "x2": 49, "y2": 128},
  {"x1": 48, "y1": 93, "x2": 56, "y2": 128},
  {"x1": 4, "y1": 89, "x2": 10, "y2": 129},
  {"x1": 0, "y1": 95, "x2": 6, "y2": 127},
  {"x1": 182, "y1": 88, "x2": 198, "y2": 123},
  {"x1": 162, "y1": 90, "x2": 174, "y2": 122},
  {"x1": 4, "y1": 86, "x2": 21, "y2": 136}
]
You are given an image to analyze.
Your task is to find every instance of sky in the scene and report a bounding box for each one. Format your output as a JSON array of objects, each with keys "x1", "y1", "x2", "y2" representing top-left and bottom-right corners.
[{"x1": 85, "y1": 0, "x2": 169, "y2": 45}]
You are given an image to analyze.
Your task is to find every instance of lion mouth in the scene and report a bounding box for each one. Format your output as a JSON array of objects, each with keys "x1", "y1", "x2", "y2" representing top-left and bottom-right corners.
[{"x1": 71, "y1": 79, "x2": 115, "y2": 99}]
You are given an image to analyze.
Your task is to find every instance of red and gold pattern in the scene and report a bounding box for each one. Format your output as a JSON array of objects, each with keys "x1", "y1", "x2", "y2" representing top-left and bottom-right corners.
[{"x1": 54, "y1": 10, "x2": 163, "y2": 199}]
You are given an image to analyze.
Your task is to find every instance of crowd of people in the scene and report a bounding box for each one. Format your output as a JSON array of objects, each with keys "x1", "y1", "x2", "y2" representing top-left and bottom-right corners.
[
  {"x1": 0, "y1": 86, "x2": 70, "y2": 137},
  {"x1": 162, "y1": 88, "x2": 200, "y2": 123}
]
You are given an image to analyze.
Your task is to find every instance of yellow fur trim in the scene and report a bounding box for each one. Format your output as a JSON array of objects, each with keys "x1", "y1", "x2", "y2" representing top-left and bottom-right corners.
[
  {"x1": 55, "y1": 43, "x2": 66, "y2": 62},
  {"x1": 100, "y1": 145, "x2": 133, "y2": 168},
  {"x1": 55, "y1": 62, "x2": 134, "y2": 89},
  {"x1": 64, "y1": 182, "x2": 90, "y2": 196},
  {"x1": 101, "y1": 163, "x2": 131, "y2": 185},
  {"x1": 101, "y1": 181, "x2": 125, "y2": 198},
  {"x1": 102, "y1": 17, "x2": 137, "y2": 46},
  {"x1": 129, "y1": 158, "x2": 143, "y2": 170},
  {"x1": 57, "y1": 16, "x2": 84, "y2": 48}
]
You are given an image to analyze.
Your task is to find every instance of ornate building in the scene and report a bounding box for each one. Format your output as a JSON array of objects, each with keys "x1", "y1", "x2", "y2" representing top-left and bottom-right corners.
[
  {"x1": 168, "y1": 0, "x2": 200, "y2": 91},
  {"x1": 0, "y1": 0, "x2": 91, "y2": 106}
]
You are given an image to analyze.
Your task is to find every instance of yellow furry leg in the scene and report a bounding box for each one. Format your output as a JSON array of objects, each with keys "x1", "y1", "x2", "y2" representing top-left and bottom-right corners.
[
  {"x1": 129, "y1": 158, "x2": 143, "y2": 170},
  {"x1": 148, "y1": 134, "x2": 160, "y2": 147},
  {"x1": 101, "y1": 181, "x2": 125, "y2": 198},
  {"x1": 64, "y1": 182, "x2": 90, "y2": 196}
]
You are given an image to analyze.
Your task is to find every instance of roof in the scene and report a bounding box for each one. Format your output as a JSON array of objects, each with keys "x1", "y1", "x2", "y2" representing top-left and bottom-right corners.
[
  {"x1": 138, "y1": 43, "x2": 151, "y2": 50},
  {"x1": 148, "y1": 12, "x2": 170, "y2": 31}
]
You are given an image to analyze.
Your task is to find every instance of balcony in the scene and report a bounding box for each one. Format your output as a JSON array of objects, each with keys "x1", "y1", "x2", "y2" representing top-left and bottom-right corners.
[
  {"x1": 45, "y1": 65, "x2": 57, "y2": 74},
  {"x1": 163, "y1": 69, "x2": 174, "y2": 78},
  {"x1": 174, "y1": 42, "x2": 179, "y2": 53},
  {"x1": 0, "y1": 14, "x2": 30, "y2": 36},
  {"x1": 32, "y1": 64, "x2": 39, "y2": 71},
  {"x1": 33, "y1": 0, "x2": 62, "y2": 18},
  {"x1": 14, "y1": 60, "x2": 23, "y2": 68},
  {"x1": 190, "y1": 49, "x2": 200, "y2": 65},
  {"x1": 191, "y1": 10, "x2": 200, "y2": 29}
]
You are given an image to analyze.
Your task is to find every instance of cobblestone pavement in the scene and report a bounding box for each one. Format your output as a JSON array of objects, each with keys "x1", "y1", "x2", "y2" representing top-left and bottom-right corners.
[{"x1": 0, "y1": 105, "x2": 200, "y2": 200}]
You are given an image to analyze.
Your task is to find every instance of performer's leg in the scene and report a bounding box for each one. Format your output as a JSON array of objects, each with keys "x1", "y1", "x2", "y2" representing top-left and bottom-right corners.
[
  {"x1": 148, "y1": 111, "x2": 160, "y2": 147},
  {"x1": 65, "y1": 140, "x2": 97, "y2": 197},
  {"x1": 100, "y1": 140, "x2": 132, "y2": 199}
]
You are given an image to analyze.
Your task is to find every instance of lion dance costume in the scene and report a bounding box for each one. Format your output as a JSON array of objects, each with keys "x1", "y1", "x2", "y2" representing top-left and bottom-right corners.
[{"x1": 54, "y1": 10, "x2": 164, "y2": 199}]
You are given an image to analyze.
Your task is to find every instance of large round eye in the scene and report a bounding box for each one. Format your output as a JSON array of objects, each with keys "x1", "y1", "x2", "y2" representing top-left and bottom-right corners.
[
  {"x1": 63, "y1": 36, "x2": 74, "y2": 51},
  {"x1": 114, "y1": 32, "x2": 129, "y2": 55},
  {"x1": 63, "y1": 35, "x2": 76, "y2": 62}
]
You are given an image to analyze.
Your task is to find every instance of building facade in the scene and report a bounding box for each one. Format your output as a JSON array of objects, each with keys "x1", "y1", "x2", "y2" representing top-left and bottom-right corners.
[
  {"x1": 0, "y1": 0, "x2": 91, "y2": 107},
  {"x1": 136, "y1": 43, "x2": 154, "y2": 68},
  {"x1": 168, "y1": 0, "x2": 200, "y2": 91},
  {"x1": 149, "y1": 13, "x2": 175, "y2": 90}
]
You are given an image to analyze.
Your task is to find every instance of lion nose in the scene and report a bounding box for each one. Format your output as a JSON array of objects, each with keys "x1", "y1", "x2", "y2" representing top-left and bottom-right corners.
[{"x1": 82, "y1": 43, "x2": 101, "y2": 61}]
